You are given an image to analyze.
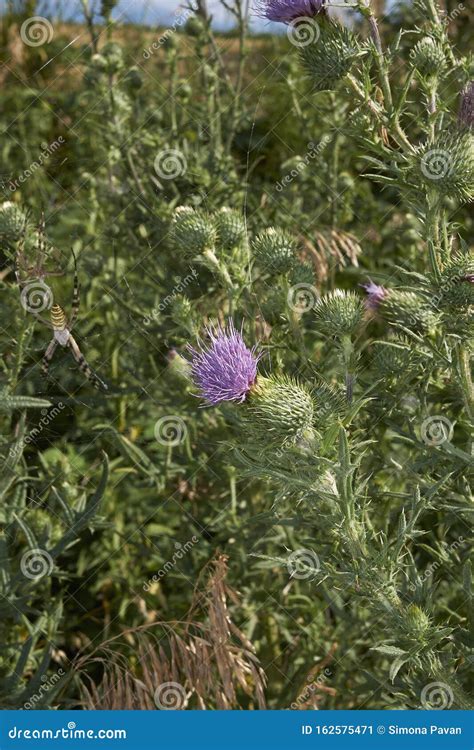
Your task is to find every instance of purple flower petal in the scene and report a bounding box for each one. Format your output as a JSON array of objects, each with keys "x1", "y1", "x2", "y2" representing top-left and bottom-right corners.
[
  {"x1": 361, "y1": 280, "x2": 388, "y2": 310},
  {"x1": 255, "y1": 0, "x2": 325, "y2": 23},
  {"x1": 188, "y1": 321, "x2": 261, "y2": 405}
]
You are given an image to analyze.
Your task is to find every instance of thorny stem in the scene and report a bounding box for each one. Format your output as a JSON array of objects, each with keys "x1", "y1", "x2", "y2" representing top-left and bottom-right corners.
[{"x1": 455, "y1": 345, "x2": 474, "y2": 423}]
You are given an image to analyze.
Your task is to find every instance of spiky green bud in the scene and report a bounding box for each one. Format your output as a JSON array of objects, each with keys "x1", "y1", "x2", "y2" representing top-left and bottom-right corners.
[
  {"x1": 290, "y1": 262, "x2": 315, "y2": 287},
  {"x1": 123, "y1": 66, "x2": 143, "y2": 92},
  {"x1": 381, "y1": 290, "x2": 439, "y2": 333},
  {"x1": 436, "y1": 254, "x2": 474, "y2": 307},
  {"x1": 0, "y1": 202, "x2": 27, "y2": 247},
  {"x1": 170, "y1": 294, "x2": 195, "y2": 333},
  {"x1": 241, "y1": 375, "x2": 315, "y2": 448},
  {"x1": 313, "y1": 290, "x2": 364, "y2": 337},
  {"x1": 185, "y1": 15, "x2": 206, "y2": 38},
  {"x1": 372, "y1": 340, "x2": 418, "y2": 377},
  {"x1": 215, "y1": 208, "x2": 246, "y2": 251},
  {"x1": 416, "y1": 130, "x2": 474, "y2": 202},
  {"x1": 299, "y1": 21, "x2": 358, "y2": 92},
  {"x1": 411, "y1": 37, "x2": 446, "y2": 77},
  {"x1": 252, "y1": 228, "x2": 297, "y2": 274},
  {"x1": 101, "y1": 42, "x2": 124, "y2": 74},
  {"x1": 171, "y1": 207, "x2": 216, "y2": 255}
]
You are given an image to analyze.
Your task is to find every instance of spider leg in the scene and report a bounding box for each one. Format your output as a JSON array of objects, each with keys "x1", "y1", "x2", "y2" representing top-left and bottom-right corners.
[
  {"x1": 69, "y1": 248, "x2": 80, "y2": 329},
  {"x1": 68, "y1": 334, "x2": 108, "y2": 391},
  {"x1": 42, "y1": 338, "x2": 58, "y2": 378}
]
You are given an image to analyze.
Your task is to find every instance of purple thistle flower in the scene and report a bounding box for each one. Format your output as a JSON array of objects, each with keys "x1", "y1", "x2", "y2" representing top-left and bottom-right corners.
[
  {"x1": 255, "y1": 0, "x2": 325, "y2": 23},
  {"x1": 188, "y1": 321, "x2": 261, "y2": 405},
  {"x1": 463, "y1": 274, "x2": 474, "y2": 284},
  {"x1": 361, "y1": 280, "x2": 388, "y2": 310}
]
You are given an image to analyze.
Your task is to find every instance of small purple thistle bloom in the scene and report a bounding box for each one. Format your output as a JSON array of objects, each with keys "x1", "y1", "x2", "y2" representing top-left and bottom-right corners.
[
  {"x1": 255, "y1": 0, "x2": 325, "y2": 23},
  {"x1": 361, "y1": 280, "x2": 388, "y2": 310},
  {"x1": 463, "y1": 274, "x2": 474, "y2": 284},
  {"x1": 188, "y1": 321, "x2": 261, "y2": 405}
]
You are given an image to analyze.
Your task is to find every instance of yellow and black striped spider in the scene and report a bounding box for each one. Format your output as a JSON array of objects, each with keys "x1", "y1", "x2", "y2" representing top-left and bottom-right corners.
[{"x1": 15, "y1": 220, "x2": 108, "y2": 391}]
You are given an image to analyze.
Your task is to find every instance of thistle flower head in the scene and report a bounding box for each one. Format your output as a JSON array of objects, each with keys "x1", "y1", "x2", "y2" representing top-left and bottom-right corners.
[
  {"x1": 299, "y1": 20, "x2": 358, "y2": 92},
  {"x1": 215, "y1": 208, "x2": 246, "y2": 251},
  {"x1": 188, "y1": 321, "x2": 260, "y2": 405},
  {"x1": 361, "y1": 280, "x2": 388, "y2": 310},
  {"x1": 242, "y1": 374, "x2": 315, "y2": 447},
  {"x1": 256, "y1": 0, "x2": 325, "y2": 23},
  {"x1": 171, "y1": 207, "x2": 216, "y2": 256},
  {"x1": 411, "y1": 37, "x2": 445, "y2": 78},
  {"x1": 314, "y1": 289, "x2": 364, "y2": 337},
  {"x1": 0, "y1": 202, "x2": 27, "y2": 247},
  {"x1": 252, "y1": 227, "x2": 297, "y2": 274}
]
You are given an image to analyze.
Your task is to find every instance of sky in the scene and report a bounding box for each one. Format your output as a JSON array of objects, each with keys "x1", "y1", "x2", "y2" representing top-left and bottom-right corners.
[{"x1": 46, "y1": 0, "x2": 273, "y2": 31}]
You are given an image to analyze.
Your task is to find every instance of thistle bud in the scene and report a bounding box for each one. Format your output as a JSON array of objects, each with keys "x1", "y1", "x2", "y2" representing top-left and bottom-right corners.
[
  {"x1": 313, "y1": 290, "x2": 364, "y2": 337},
  {"x1": 185, "y1": 15, "x2": 206, "y2": 38},
  {"x1": 215, "y1": 208, "x2": 246, "y2": 251},
  {"x1": 372, "y1": 340, "x2": 418, "y2": 377},
  {"x1": 170, "y1": 294, "x2": 195, "y2": 333},
  {"x1": 402, "y1": 604, "x2": 431, "y2": 640},
  {"x1": 101, "y1": 42, "x2": 124, "y2": 74},
  {"x1": 381, "y1": 290, "x2": 438, "y2": 333},
  {"x1": 299, "y1": 20, "x2": 358, "y2": 93},
  {"x1": 290, "y1": 261, "x2": 315, "y2": 287},
  {"x1": 411, "y1": 37, "x2": 445, "y2": 78},
  {"x1": 171, "y1": 207, "x2": 216, "y2": 255},
  {"x1": 123, "y1": 66, "x2": 143, "y2": 92},
  {"x1": 241, "y1": 375, "x2": 315, "y2": 448},
  {"x1": 416, "y1": 130, "x2": 474, "y2": 202},
  {"x1": 436, "y1": 255, "x2": 474, "y2": 307},
  {"x1": 0, "y1": 202, "x2": 27, "y2": 247},
  {"x1": 252, "y1": 228, "x2": 297, "y2": 274}
]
